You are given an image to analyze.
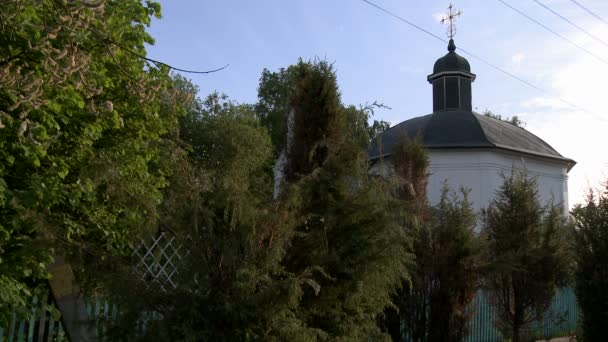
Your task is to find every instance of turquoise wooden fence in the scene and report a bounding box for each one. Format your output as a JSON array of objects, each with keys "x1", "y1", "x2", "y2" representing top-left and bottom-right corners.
[
  {"x1": 0, "y1": 295, "x2": 126, "y2": 342},
  {"x1": 403, "y1": 287, "x2": 578, "y2": 342},
  {"x1": 466, "y1": 288, "x2": 578, "y2": 341},
  {"x1": 0, "y1": 294, "x2": 66, "y2": 342},
  {"x1": 5, "y1": 288, "x2": 578, "y2": 341}
]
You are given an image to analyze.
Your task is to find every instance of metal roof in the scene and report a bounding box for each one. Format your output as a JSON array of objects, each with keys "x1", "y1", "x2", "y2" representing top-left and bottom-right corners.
[
  {"x1": 432, "y1": 39, "x2": 471, "y2": 74},
  {"x1": 368, "y1": 110, "x2": 576, "y2": 169}
]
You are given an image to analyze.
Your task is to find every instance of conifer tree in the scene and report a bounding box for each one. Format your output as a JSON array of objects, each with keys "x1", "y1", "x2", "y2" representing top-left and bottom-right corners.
[
  {"x1": 571, "y1": 186, "x2": 608, "y2": 341},
  {"x1": 279, "y1": 61, "x2": 411, "y2": 340},
  {"x1": 424, "y1": 186, "x2": 481, "y2": 341},
  {"x1": 482, "y1": 172, "x2": 570, "y2": 342},
  {"x1": 108, "y1": 61, "x2": 414, "y2": 341},
  {"x1": 392, "y1": 181, "x2": 481, "y2": 340},
  {"x1": 376, "y1": 136, "x2": 481, "y2": 342}
]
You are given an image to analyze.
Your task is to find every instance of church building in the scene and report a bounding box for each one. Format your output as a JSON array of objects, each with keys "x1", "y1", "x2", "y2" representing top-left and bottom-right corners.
[{"x1": 369, "y1": 36, "x2": 575, "y2": 214}]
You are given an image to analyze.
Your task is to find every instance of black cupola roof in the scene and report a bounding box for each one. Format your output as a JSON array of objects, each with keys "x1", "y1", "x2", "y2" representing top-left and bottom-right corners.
[
  {"x1": 428, "y1": 39, "x2": 476, "y2": 112},
  {"x1": 367, "y1": 37, "x2": 576, "y2": 170},
  {"x1": 431, "y1": 39, "x2": 472, "y2": 74}
]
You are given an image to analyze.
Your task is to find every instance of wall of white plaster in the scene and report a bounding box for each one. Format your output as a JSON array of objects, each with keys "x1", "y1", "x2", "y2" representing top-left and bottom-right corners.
[{"x1": 370, "y1": 148, "x2": 571, "y2": 214}]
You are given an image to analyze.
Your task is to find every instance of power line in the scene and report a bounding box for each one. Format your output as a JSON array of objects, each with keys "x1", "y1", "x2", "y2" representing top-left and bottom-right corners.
[
  {"x1": 569, "y1": 0, "x2": 608, "y2": 26},
  {"x1": 497, "y1": 0, "x2": 608, "y2": 66},
  {"x1": 107, "y1": 39, "x2": 229, "y2": 74},
  {"x1": 361, "y1": 0, "x2": 447, "y2": 43},
  {"x1": 360, "y1": 0, "x2": 594, "y2": 116},
  {"x1": 532, "y1": 0, "x2": 608, "y2": 49},
  {"x1": 46, "y1": 0, "x2": 229, "y2": 75}
]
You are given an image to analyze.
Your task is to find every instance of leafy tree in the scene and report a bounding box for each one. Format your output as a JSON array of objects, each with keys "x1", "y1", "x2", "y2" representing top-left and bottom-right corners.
[
  {"x1": 107, "y1": 61, "x2": 413, "y2": 341},
  {"x1": 255, "y1": 66, "x2": 293, "y2": 156},
  {"x1": 571, "y1": 186, "x2": 608, "y2": 341},
  {"x1": 0, "y1": 0, "x2": 183, "y2": 322},
  {"x1": 482, "y1": 109, "x2": 525, "y2": 128},
  {"x1": 482, "y1": 172, "x2": 571, "y2": 342},
  {"x1": 368, "y1": 118, "x2": 391, "y2": 141}
]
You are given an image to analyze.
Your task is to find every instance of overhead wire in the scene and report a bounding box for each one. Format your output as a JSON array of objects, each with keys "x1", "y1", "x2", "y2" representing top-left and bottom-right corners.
[
  {"x1": 107, "y1": 39, "x2": 229, "y2": 75},
  {"x1": 360, "y1": 0, "x2": 596, "y2": 117},
  {"x1": 568, "y1": 0, "x2": 608, "y2": 26},
  {"x1": 531, "y1": 0, "x2": 608, "y2": 49},
  {"x1": 497, "y1": 0, "x2": 608, "y2": 66},
  {"x1": 46, "y1": 0, "x2": 229, "y2": 75}
]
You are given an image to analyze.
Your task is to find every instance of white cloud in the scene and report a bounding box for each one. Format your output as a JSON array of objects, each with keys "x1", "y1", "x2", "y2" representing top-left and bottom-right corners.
[
  {"x1": 511, "y1": 52, "x2": 525, "y2": 65},
  {"x1": 515, "y1": 23, "x2": 608, "y2": 207}
]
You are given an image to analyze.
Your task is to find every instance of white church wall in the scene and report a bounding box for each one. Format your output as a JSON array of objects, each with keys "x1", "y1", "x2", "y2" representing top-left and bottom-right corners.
[
  {"x1": 370, "y1": 148, "x2": 570, "y2": 217},
  {"x1": 427, "y1": 149, "x2": 570, "y2": 214}
]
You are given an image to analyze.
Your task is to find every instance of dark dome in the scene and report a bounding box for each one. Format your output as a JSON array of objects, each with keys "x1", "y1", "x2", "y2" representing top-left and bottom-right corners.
[
  {"x1": 432, "y1": 39, "x2": 471, "y2": 74},
  {"x1": 368, "y1": 111, "x2": 576, "y2": 169}
]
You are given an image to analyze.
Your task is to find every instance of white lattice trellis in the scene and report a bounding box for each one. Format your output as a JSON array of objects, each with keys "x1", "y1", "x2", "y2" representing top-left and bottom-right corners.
[{"x1": 132, "y1": 232, "x2": 189, "y2": 292}]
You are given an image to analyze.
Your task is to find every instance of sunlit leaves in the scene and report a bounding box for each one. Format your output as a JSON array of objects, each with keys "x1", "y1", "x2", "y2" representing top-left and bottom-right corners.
[{"x1": 0, "y1": 0, "x2": 179, "y2": 319}]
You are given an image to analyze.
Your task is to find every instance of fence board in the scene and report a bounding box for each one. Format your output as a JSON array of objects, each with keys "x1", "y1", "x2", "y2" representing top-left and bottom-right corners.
[
  {"x1": 401, "y1": 287, "x2": 578, "y2": 342},
  {"x1": 5, "y1": 287, "x2": 578, "y2": 341}
]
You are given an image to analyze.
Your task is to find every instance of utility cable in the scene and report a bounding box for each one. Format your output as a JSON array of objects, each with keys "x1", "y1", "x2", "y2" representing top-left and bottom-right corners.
[
  {"x1": 532, "y1": 0, "x2": 608, "y2": 49},
  {"x1": 568, "y1": 0, "x2": 608, "y2": 26},
  {"x1": 497, "y1": 0, "x2": 608, "y2": 66},
  {"x1": 360, "y1": 0, "x2": 596, "y2": 116}
]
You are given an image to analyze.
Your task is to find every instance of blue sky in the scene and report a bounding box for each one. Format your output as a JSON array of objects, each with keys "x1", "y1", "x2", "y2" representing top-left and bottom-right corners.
[{"x1": 146, "y1": 0, "x2": 608, "y2": 206}]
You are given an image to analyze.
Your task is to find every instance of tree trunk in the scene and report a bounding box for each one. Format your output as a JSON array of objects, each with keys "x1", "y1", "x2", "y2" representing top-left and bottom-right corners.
[
  {"x1": 512, "y1": 323, "x2": 521, "y2": 342},
  {"x1": 512, "y1": 301, "x2": 523, "y2": 342}
]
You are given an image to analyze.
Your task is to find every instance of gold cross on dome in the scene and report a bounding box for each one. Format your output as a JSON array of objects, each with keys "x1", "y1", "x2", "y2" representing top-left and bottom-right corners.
[{"x1": 441, "y1": 3, "x2": 462, "y2": 39}]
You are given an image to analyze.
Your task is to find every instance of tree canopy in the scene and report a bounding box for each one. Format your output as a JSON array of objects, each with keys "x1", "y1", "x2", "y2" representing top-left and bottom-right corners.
[
  {"x1": 482, "y1": 172, "x2": 571, "y2": 342},
  {"x1": 105, "y1": 60, "x2": 415, "y2": 341},
  {"x1": 398, "y1": 184, "x2": 482, "y2": 342},
  {"x1": 571, "y1": 186, "x2": 608, "y2": 341},
  {"x1": 0, "y1": 0, "x2": 186, "y2": 322}
]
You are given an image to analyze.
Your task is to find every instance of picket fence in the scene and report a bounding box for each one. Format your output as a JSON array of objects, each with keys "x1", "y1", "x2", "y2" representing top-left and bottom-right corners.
[
  {"x1": 0, "y1": 294, "x2": 66, "y2": 342},
  {"x1": 402, "y1": 288, "x2": 578, "y2": 342},
  {"x1": 0, "y1": 294, "x2": 135, "y2": 342},
  {"x1": 1, "y1": 287, "x2": 579, "y2": 342}
]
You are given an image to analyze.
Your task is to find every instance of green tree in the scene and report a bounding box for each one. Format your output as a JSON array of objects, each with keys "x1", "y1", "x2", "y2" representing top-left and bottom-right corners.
[
  {"x1": 393, "y1": 180, "x2": 482, "y2": 341},
  {"x1": 279, "y1": 61, "x2": 411, "y2": 340},
  {"x1": 256, "y1": 63, "x2": 390, "y2": 156},
  {"x1": 108, "y1": 61, "x2": 413, "y2": 341},
  {"x1": 374, "y1": 136, "x2": 429, "y2": 341},
  {"x1": 0, "y1": 0, "x2": 183, "y2": 322},
  {"x1": 482, "y1": 172, "x2": 571, "y2": 342},
  {"x1": 571, "y1": 186, "x2": 608, "y2": 341}
]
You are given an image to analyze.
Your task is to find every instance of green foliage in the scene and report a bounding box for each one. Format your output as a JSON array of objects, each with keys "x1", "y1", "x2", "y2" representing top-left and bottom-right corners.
[
  {"x1": 482, "y1": 172, "x2": 571, "y2": 342},
  {"x1": 277, "y1": 61, "x2": 410, "y2": 340},
  {"x1": 284, "y1": 60, "x2": 344, "y2": 182},
  {"x1": 256, "y1": 60, "x2": 390, "y2": 157},
  {"x1": 107, "y1": 61, "x2": 412, "y2": 341},
  {"x1": 255, "y1": 66, "x2": 293, "y2": 156},
  {"x1": 368, "y1": 118, "x2": 391, "y2": 142},
  {"x1": 391, "y1": 135, "x2": 429, "y2": 206},
  {"x1": 0, "y1": 0, "x2": 183, "y2": 319},
  {"x1": 482, "y1": 109, "x2": 525, "y2": 128},
  {"x1": 571, "y1": 186, "x2": 608, "y2": 341},
  {"x1": 396, "y1": 181, "x2": 482, "y2": 342}
]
